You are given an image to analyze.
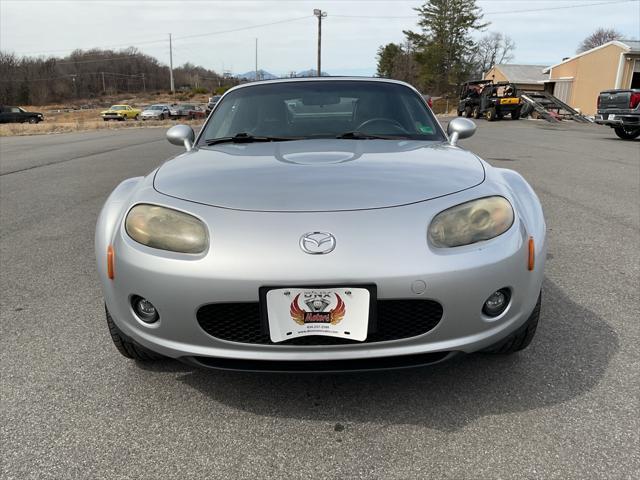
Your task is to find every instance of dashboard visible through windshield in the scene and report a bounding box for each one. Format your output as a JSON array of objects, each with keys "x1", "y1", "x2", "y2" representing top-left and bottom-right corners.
[{"x1": 199, "y1": 80, "x2": 445, "y2": 144}]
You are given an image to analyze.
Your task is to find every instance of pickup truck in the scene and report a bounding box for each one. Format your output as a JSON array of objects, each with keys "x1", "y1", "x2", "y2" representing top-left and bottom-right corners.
[
  {"x1": 595, "y1": 89, "x2": 640, "y2": 140},
  {"x1": 0, "y1": 105, "x2": 44, "y2": 124}
]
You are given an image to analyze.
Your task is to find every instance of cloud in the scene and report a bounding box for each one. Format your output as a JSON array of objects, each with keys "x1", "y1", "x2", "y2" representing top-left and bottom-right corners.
[{"x1": 1, "y1": 0, "x2": 637, "y2": 76}]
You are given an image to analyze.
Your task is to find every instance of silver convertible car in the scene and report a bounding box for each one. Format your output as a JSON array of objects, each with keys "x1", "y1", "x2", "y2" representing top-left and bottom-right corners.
[{"x1": 96, "y1": 78, "x2": 546, "y2": 371}]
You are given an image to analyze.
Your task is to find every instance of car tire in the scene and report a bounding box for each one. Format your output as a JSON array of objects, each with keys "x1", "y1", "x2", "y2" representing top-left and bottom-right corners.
[
  {"x1": 614, "y1": 126, "x2": 640, "y2": 140},
  {"x1": 160, "y1": 114, "x2": 165, "y2": 121},
  {"x1": 472, "y1": 106, "x2": 481, "y2": 119},
  {"x1": 120, "y1": 116, "x2": 126, "y2": 122},
  {"x1": 106, "y1": 307, "x2": 164, "y2": 361},
  {"x1": 482, "y1": 293, "x2": 541, "y2": 354},
  {"x1": 134, "y1": 115, "x2": 139, "y2": 121},
  {"x1": 486, "y1": 108, "x2": 497, "y2": 122},
  {"x1": 464, "y1": 106, "x2": 472, "y2": 118},
  {"x1": 28, "y1": 117, "x2": 39, "y2": 124},
  {"x1": 511, "y1": 111, "x2": 521, "y2": 120}
]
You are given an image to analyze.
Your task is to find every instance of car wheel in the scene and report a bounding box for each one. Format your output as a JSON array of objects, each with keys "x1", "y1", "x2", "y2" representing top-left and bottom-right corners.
[
  {"x1": 464, "y1": 106, "x2": 472, "y2": 118},
  {"x1": 160, "y1": 114, "x2": 165, "y2": 120},
  {"x1": 106, "y1": 307, "x2": 164, "y2": 361},
  {"x1": 28, "y1": 117, "x2": 38, "y2": 124},
  {"x1": 134, "y1": 115, "x2": 139, "y2": 121},
  {"x1": 511, "y1": 110, "x2": 521, "y2": 120},
  {"x1": 120, "y1": 116, "x2": 126, "y2": 121},
  {"x1": 486, "y1": 108, "x2": 497, "y2": 121},
  {"x1": 472, "y1": 106, "x2": 481, "y2": 119},
  {"x1": 482, "y1": 293, "x2": 541, "y2": 354},
  {"x1": 614, "y1": 126, "x2": 640, "y2": 140}
]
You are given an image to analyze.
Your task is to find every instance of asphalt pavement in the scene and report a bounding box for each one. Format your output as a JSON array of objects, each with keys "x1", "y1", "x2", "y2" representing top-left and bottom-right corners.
[{"x1": 1, "y1": 120, "x2": 638, "y2": 479}]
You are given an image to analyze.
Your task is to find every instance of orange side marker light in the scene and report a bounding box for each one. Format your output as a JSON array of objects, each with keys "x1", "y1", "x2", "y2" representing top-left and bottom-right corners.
[
  {"x1": 528, "y1": 237, "x2": 535, "y2": 271},
  {"x1": 107, "y1": 245, "x2": 115, "y2": 280}
]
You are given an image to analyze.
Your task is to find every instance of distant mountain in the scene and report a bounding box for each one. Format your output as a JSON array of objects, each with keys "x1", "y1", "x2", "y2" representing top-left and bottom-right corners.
[
  {"x1": 236, "y1": 69, "x2": 278, "y2": 81},
  {"x1": 294, "y1": 69, "x2": 329, "y2": 77},
  {"x1": 236, "y1": 69, "x2": 331, "y2": 80}
]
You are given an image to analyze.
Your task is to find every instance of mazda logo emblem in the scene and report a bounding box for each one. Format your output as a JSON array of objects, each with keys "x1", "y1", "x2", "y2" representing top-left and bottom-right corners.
[{"x1": 299, "y1": 232, "x2": 336, "y2": 255}]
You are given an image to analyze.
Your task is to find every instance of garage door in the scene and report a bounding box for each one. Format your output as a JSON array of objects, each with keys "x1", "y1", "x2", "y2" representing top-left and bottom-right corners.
[{"x1": 553, "y1": 80, "x2": 573, "y2": 103}]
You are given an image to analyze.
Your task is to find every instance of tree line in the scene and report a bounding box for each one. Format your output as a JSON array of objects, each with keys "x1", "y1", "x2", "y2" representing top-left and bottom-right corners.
[
  {"x1": 376, "y1": 0, "x2": 514, "y2": 96},
  {"x1": 0, "y1": 47, "x2": 237, "y2": 106}
]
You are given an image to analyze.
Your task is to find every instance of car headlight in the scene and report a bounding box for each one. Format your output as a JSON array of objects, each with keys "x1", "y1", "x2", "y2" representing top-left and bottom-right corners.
[
  {"x1": 125, "y1": 204, "x2": 208, "y2": 253},
  {"x1": 428, "y1": 196, "x2": 514, "y2": 248}
]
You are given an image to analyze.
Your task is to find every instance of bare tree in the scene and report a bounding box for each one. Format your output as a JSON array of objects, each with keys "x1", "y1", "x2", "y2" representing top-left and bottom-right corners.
[
  {"x1": 577, "y1": 28, "x2": 622, "y2": 53},
  {"x1": 0, "y1": 48, "x2": 236, "y2": 105},
  {"x1": 473, "y1": 32, "x2": 515, "y2": 76}
]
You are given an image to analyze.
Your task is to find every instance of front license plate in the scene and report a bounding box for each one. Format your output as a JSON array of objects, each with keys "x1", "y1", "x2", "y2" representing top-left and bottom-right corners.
[
  {"x1": 500, "y1": 98, "x2": 519, "y2": 105},
  {"x1": 608, "y1": 114, "x2": 616, "y2": 120},
  {"x1": 266, "y1": 287, "x2": 370, "y2": 343}
]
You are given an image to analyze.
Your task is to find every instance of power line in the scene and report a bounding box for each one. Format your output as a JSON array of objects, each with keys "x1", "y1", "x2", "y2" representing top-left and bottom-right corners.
[
  {"x1": 0, "y1": 71, "x2": 145, "y2": 83},
  {"x1": 330, "y1": 0, "x2": 636, "y2": 18},
  {"x1": 11, "y1": 15, "x2": 312, "y2": 56}
]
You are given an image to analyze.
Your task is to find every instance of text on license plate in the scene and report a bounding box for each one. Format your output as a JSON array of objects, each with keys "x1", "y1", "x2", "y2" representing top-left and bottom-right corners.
[{"x1": 266, "y1": 287, "x2": 370, "y2": 343}]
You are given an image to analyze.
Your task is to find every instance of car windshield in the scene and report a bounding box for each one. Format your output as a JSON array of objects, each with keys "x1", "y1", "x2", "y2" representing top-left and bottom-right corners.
[
  {"x1": 111, "y1": 106, "x2": 125, "y2": 110},
  {"x1": 149, "y1": 105, "x2": 164, "y2": 110},
  {"x1": 200, "y1": 80, "x2": 444, "y2": 143}
]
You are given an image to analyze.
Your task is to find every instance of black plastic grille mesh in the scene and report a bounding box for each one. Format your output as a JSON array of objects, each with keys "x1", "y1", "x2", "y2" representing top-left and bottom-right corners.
[{"x1": 196, "y1": 299, "x2": 443, "y2": 345}]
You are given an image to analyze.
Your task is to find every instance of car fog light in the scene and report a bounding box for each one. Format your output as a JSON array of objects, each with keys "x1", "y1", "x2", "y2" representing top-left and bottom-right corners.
[
  {"x1": 483, "y1": 289, "x2": 510, "y2": 317},
  {"x1": 132, "y1": 296, "x2": 159, "y2": 323}
]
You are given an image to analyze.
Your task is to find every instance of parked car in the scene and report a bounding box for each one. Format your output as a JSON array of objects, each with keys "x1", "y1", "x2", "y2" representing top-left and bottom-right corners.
[
  {"x1": 422, "y1": 94, "x2": 433, "y2": 109},
  {"x1": 594, "y1": 89, "x2": 640, "y2": 140},
  {"x1": 169, "y1": 104, "x2": 206, "y2": 119},
  {"x1": 101, "y1": 105, "x2": 141, "y2": 121},
  {"x1": 96, "y1": 78, "x2": 546, "y2": 371},
  {"x1": 205, "y1": 95, "x2": 222, "y2": 115},
  {"x1": 458, "y1": 80, "x2": 522, "y2": 121},
  {"x1": 141, "y1": 104, "x2": 171, "y2": 121},
  {"x1": 0, "y1": 105, "x2": 44, "y2": 123}
]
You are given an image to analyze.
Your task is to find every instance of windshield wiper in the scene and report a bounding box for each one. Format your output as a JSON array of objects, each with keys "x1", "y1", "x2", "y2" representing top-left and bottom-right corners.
[
  {"x1": 336, "y1": 131, "x2": 409, "y2": 140},
  {"x1": 205, "y1": 132, "x2": 300, "y2": 145}
]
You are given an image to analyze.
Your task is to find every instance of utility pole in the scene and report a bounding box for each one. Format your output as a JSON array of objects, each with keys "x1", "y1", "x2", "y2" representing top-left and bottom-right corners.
[
  {"x1": 141, "y1": 73, "x2": 146, "y2": 93},
  {"x1": 70, "y1": 74, "x2": 78, "y2": 98},
  {"x1": 255, "y1": 38, "x2": 258, "y2": 81},
  {"x1": 313, "y1": 9, "x2": 327, "y2": 76},
  {"x1": 169, "y1": 33, "x2": 175, "y2": 93},
  {"x1": 101, "y1": 71, "x2": 106, "y2": 92}
]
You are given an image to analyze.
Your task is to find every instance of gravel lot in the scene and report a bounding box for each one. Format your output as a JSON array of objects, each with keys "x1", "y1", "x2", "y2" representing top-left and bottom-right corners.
[{"x1": 1, "y1": 119, "x2": 638, "y2": 479}]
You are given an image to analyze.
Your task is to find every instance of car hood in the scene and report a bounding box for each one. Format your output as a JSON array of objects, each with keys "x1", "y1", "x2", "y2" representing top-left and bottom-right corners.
[
  {"x1": 153, "y1": 140, "x2": 485, "y2": 212},
  {"x1": 142, "y1": 110, "x2": 161, "y2": 115}
]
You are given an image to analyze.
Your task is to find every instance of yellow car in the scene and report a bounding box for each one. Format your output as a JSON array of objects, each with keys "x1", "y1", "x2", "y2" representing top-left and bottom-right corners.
[{"x1": 101, "y1": 105, "x2": 141, "y2": 121}]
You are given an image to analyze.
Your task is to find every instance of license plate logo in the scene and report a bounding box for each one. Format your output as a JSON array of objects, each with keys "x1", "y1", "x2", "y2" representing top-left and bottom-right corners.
[
  {"x1": 290, "y1": 291, "x2": 346, "y2": 325},
  {"x1": 266, "y1": 287, "x2": 370, "y2": 342}
]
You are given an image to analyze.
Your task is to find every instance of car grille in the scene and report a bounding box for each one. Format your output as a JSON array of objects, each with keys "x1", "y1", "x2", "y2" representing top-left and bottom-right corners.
[{"x1": 196, "y1": 300, "x2": 443, "y2": 345}]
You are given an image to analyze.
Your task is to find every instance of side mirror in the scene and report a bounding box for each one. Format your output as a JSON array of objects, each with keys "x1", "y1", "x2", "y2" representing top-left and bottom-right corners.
[
  {"x1": 447, "y1": 117, "x2": 476, "y2": 146},
  {"x1": 167, "y1": 124, "x2": 195, "y2": 151}
]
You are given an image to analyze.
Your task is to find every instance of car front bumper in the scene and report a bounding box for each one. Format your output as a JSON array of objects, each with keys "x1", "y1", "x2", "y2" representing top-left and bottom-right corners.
[{"x1": 97, "y1": 186, "x2": 546, "y2": 366}]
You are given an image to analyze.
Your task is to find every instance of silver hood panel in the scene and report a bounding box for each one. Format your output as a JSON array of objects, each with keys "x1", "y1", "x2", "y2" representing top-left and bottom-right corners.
[{"x1": 153, "y1": 140, "x2": 485, "y2": 212}]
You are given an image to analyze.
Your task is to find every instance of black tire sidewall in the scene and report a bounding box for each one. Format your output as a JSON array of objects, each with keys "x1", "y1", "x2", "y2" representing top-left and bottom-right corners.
[{"x1": 614, "y1": 126, "x2": 640, "y2": 140}]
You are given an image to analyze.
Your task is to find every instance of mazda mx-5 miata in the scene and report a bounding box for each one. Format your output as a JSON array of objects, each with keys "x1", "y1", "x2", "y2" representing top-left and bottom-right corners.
[{"x1": 96, "y1": 78, "x2": 546, "y2": 371}]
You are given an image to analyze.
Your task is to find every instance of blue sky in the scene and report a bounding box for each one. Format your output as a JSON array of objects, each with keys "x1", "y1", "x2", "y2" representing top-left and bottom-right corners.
[{"x1": 1, "y1": 0, "x2": 638, "y2": 76}]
